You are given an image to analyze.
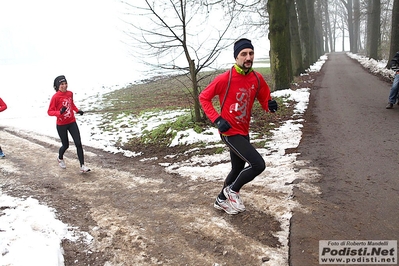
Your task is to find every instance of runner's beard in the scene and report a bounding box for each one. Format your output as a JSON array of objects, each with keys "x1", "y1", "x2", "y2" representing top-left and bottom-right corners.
[{"x1": 242, "y1": 60, "x2": 253, "y2": 71}]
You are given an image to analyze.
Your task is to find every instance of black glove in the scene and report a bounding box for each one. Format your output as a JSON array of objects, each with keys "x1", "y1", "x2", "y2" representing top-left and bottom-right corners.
[
  {"x1": 214, "y1": 116, "x2": 231, "y2": 133},
  {"x1": 60, "y1": 106, "x2": 67, "y2": 114},
  {"x1": 268, "y1": 100, "x2": 278, "y2": 113},
  {"x1": 77, "y1": 110, "x2": 84, "y2": 115}
]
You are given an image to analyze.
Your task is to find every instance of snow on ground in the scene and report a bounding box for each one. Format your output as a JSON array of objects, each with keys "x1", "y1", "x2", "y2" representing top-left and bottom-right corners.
[{"x1": 0, "y1": 53, "x2": 393, "y2": 265}]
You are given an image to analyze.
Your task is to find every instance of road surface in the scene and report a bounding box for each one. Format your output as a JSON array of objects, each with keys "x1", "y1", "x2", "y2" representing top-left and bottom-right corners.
[{"x1": 290, "y1": 52, "x2": 399, "y2": 266}]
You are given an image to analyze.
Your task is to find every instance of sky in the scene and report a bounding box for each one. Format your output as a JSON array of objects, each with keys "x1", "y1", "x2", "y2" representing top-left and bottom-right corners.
[{"x1": 0, "y1": 0, "x2": 140, "y2": 90}]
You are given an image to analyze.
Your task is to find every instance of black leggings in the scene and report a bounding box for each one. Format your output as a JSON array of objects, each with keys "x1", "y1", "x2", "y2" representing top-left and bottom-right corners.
[
  {"x1": 219, "y1": 134, "x2": 265, "y2": 200},
  {"x1": 56, "y1": 122, "x2": 84, "y2": 166}
]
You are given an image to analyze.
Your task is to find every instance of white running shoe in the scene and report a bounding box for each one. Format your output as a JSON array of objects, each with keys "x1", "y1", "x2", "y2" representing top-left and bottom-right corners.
[
  {"x1": 57, "y1": 157, "x2": 66, "y2": 169},
  {"x1": 213, "y1": 197, "x2": 238, "y2": 215},
  {"x1": 80, "y1": 165, "x2": 91, "y2": 173},
  {"x1": 223, "y1": 186, "x2": 246, "y2": 212}
]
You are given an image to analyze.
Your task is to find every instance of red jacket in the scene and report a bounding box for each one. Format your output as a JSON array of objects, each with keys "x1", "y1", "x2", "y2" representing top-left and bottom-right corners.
[
  {"x1": 199, "y1": 65, "x2": 272, "y2": 136},
  {"x1": 0, "y1": 98, "x2": 7, "y2": 112},
  {"x1": 47, "y1": 90, "x2": 79, "y2": 125}
]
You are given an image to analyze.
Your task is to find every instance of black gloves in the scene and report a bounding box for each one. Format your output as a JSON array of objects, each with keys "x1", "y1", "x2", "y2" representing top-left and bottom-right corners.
[
  {"x1": 60, "y1": 107, "x2": 84, "y2": 115},
  {"x1": 214, "y1": 116, "x2": 231, "y2": 133},
  {"x1": 268, "y1": 100, "x2": 278, "y2": 113},
  {"x1": 60, "y1": 106, "x2": 67, "y2": 114}
]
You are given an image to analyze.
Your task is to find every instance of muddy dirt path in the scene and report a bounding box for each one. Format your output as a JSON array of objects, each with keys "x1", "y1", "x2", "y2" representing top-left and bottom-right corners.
[{"x1": 0, "y1": 127, "x2": 284, "y2": 265}]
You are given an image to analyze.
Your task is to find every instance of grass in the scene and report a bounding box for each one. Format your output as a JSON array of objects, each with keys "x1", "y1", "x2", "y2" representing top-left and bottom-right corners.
[
  {"x1": 95, "y1": 67, "x2": 296, "y2": 151},
  {"x1": 101, "y1": 67, "x2": 271, "y2": 116}
]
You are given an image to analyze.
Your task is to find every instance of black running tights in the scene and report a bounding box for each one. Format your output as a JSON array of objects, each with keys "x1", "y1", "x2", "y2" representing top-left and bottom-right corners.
[
  {"x1": 219, "y1": 134, "x2": 265, "y2": 200},
  {"x1": 56, "y1": 122, "x2": 84, "y2": 166}
]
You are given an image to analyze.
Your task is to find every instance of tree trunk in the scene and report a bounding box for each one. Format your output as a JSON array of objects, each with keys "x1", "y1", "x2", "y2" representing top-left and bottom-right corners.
[
  {"x1": 189, "y1": 60, "x2": 202, "y2": 122},
  {"x1": 342, "y1": 16, "x2": 346, "y2": 50},
  {"x1": 348, "y1": 0, "x2": 354, "y2": 52},
  {"x1": 369, "y1": 0, "x2": 381, "y2": 60},
  {"x1": 315, "y1": 0, "x2": 324, "y2": 57},
  {"x1": 340, "y1": 0, "x2": 354, "y2": 51},
  {"x1": 306, "y1": 0, "x2": 317, "y2": 62},
  {"x1": 388, "y1": 0, "x2": 399, "y2": 66},
  {"x1": 289, "y1": 0, "x2": 304, "y2": 76},
  {"x1": 353, "y1": 0, "x2": 360, "y2": 53},
  {"x1": 366, "y1": 0, "x2": 373, "y2": 56},
  {"x1": 324, "y1": 0, "x2": 333, "y2": 52},
  {"x1": 267, "y1": 0, "x2": 292, "y2": 90},
  {"x1": 297, "y1": 0, "x2": 311, "y2": 68}
]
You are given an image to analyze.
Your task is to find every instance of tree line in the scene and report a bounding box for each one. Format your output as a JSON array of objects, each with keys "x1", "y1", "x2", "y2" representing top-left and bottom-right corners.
[
  {"x1": 269, "y1": 0, "x2": 399, "y2": 90},
  {"x1": 123, "y1": 0, "x2": 399, "y2": 122}
]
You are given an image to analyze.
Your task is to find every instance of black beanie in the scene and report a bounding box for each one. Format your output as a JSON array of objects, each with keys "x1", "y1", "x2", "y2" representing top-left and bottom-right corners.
[
  {"x1": 53, "y1": 75, "x2": 67, "y2": 91},
  {"x1": 233, "y1": 38, "x2": 254, "y2": 58}
]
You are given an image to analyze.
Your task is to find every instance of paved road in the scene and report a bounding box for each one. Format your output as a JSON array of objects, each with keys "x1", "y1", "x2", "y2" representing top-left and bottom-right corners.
[{"x1": 290, "y1": 52, "x2": 399, "y2": 266}]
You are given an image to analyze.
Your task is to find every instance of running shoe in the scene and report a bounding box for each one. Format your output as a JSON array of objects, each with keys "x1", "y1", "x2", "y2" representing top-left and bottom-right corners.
[
  {"x1": 80, "y1": 165, "x2": 91, "y2": 173},
  {"x1": 214, "y1": 197, "x2": 238, "y2": 215},
  {"x1": 57, "y1": 157, "x2": 66, "y2": 169},
  {"x1": 223, "y1": 186, "x2": 246, "y2": 212},
  {"x1": 0, "y1": 151, "x2": 5, "y2": 158}
]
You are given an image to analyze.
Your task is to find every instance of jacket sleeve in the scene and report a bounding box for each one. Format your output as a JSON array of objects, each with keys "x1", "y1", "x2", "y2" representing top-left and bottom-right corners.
[
  {"x1": 256, "y1": 74, "x2": 272, "y2": 112},
  {"x1": 47, "y1": 95, "x2": 60, "y2": 117},
  {"x1": 390, "y1": 52, "x2": 399, "y2": 70},
  {"x1": 199, "y1": 74, "x2": 228, "y2": 123},
  {"x1": 0, "y1": 98, "x2": 7, "y2": 112}
]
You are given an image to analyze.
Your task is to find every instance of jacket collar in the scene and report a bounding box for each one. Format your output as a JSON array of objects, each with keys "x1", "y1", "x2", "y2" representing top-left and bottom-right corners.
[{"x1": 234, "y1": 64, "x2": 253, "y2": 75}]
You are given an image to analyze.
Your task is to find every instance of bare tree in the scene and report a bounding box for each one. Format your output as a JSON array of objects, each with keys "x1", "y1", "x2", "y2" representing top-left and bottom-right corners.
[
  {"x1": 121, "y1": 0, "x2": 262, "y2": 122},
  {"x1": 121, "y1": 0, "x2": 399, "y2": 115},
  {"x1": 329, "y1": 0, "x2": 346, "y2": 52},
  {"x1": 340, "y1": 0, "x2": 355, "y2": 52}
]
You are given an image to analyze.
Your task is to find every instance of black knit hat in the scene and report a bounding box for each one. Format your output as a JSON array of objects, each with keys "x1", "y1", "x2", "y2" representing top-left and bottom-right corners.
[
  {"x1": 53, "y1": 75, "x2": 67, "y2": 91},
  {"x1": 233, "y1": 38, "x2": 254, "y2": 58}
]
